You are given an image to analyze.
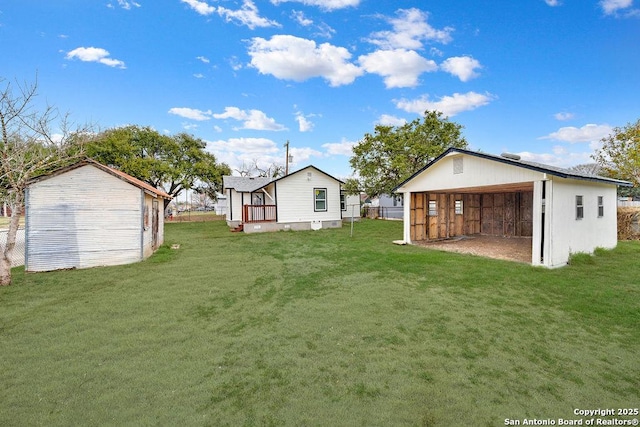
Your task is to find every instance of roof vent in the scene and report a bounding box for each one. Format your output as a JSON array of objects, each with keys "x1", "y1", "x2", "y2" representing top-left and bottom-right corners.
[{"x1": 501, "y1": 152, "x2": 521, "y2": 161}]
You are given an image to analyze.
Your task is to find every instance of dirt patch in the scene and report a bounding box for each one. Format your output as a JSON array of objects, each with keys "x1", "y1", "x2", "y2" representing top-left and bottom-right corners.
[{"x1": 415, "y1": 235, "x2": 532, "y2": 264}]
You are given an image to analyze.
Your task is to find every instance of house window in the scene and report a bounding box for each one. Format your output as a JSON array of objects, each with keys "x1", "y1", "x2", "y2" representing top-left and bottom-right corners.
[
  {"x1": 597, "y1": 196, "x2": 604, "y2": 217},
  {"x1": 428, "y1": 200, "x2": 437, "y2": 216},
  {"x1": 576, "y1": 195, "x2": 584, "y2": 220},
  {"x1": 315, "y1": 188, "x2": 327, "y2": 212},
  {"x1": 455, "y1": 200, "x2": 463, "y2": 215},
  {"x1": 393, "y1": 194, "x2": 403, "y2": 207},
  {"x1": 340, "y1": 194, "x2": 346, "y2": 211}
]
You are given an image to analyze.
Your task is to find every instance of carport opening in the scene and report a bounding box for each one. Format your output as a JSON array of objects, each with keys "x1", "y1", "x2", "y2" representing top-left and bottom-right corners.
[{"x1": 409, "y1": 184, "x2": 534, "y2": 263}]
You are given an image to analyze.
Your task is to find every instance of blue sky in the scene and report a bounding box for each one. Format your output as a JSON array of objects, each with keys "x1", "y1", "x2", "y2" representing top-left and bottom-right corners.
[{"x1": 2, "y1": 0, "x2": 639, "y2": 179}]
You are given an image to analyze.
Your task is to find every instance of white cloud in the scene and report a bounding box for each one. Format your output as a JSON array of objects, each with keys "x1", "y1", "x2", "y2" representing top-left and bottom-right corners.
[
  {"x1": 270, "y1": 0, "x2": 360, "y2": 11},
  {"x1": 395, "y1": 91, "x2": 495, "y2": 116},
  {"x1": 212, "y1": 106, "x2": 287, "y2": 131},
  {"x1": 217, "y1": 0, "x2": 280, "y2": 29},
  {"x1": 358, "y1": 49, "x2": 438, "y2": 88},
  {"x1": 290, "y1": 146, "x2": 323, "y2": 163},
  {"x1": 196, "y1": 56, "x2": 210, "y2": 63},
  {"x1": 65, "y1": 47, "x2": 126, "y2": 68},
  {"x1": 292, "y1": 10, "x2": 313, "y2": 26},
  {"x1": 518, "y1": 149, "x2": 594, "y2": 168},
  {"x1": 248, "y1": 35, "x2": 363, "y2": 87},
  {"x1": 228, "y1": 56, "x2": 243, "y2": 71},
  {"x1": 193, "y1": 73, "x2": 205, "y2": 78},
  {"x1": 367, "y1": 8, "x2": 454, "y2": 50},
  {"x1": 182, "y1": 0, "x2": 279, "y2": 28},
  {"x1": 168, "y1": 107, "x2": 212, "y2": 121},
  {"x1": 181, "y1": 0, "x2": 216, "y2": 15},
  {"x1": 554, "y1": 112, "x2": 575, "y2": 121},
  {"x1": 107, "y1": 0, "x2": 141, "y2": 9},
  {"x1": 295, "y1": 112, "x2": 315, "y2": 132},
  {"x1": 207, "y1": 137, "x2": 282, "y2": 171},
  {"x1": 313, "y1": 22, "x2": 336, "y2": 39},
  {"x1": 539, "y1": 123, "x2": 613, "y2": 143},
  {"x1": 600, "y1": 0, "x2": 633, "y2": 15},
  {"x1": 377, "y1": 114, "x2": 407, "y2": 127},
  {"x1": 322, "y1": 140, "x2": 356, "y2": 156},
  {"x1": 440, "y1": 56, "x2": 482, "y2": 82},
  {"x1": 544, "y1": 0, "x2": 561, "y2": 6}
]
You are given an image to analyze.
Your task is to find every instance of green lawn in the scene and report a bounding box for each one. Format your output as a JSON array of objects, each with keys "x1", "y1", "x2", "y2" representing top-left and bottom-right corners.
[{"x1": 1, "y1": 220, "x2": 638, "y2": 426}]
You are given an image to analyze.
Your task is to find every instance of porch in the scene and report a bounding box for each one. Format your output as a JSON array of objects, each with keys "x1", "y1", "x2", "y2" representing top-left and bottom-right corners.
[{"x1": 243, "y1": 204, "x2": 276, "y2": 223}]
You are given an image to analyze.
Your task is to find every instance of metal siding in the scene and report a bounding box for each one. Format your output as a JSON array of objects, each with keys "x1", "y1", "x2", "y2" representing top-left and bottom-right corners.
[{"x1": 26, "y1": 165, "x2": 143, "y2": 272}]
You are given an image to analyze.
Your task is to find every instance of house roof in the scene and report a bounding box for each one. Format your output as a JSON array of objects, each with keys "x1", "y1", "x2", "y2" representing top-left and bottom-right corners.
[
  {"x1": 27, "y1": 159, "x2": 173, "y2": 199},
  {"x1": 223, "y1": 176, "x2": 272, "y2": 192},
  {"x1": 395, "y1": 147, "x2": 634, "y2": 190},
  {"x1": 223, "y1": 165, "x2": 344, "y2": 192}
]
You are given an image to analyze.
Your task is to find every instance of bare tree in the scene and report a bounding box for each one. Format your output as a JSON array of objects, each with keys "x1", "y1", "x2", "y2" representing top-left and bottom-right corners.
[
  {"x1": 0, "y1": 76, "x2": 92, "y2": 285},
  {"x1": 234, "y1": 160, "x2": 285, "y2": 178}
]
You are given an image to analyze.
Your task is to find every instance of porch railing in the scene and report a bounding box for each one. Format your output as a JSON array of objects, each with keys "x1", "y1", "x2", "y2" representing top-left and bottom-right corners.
[{"x1": 243, "y1": 204, "x2": 277, "y2": 223}]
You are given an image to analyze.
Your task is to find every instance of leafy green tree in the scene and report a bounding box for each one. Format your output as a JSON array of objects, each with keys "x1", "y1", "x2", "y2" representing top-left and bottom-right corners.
[
  {"x1": 0, "y1": 76, "x2": 91, "y2": 285},
  {"x1": 593, "y1": 119, "x2": 640, "y2": 190},
  {"x1": 86, "y1": 126, "x2": 230, "y2": 209},
  {"x1": 349, "y1": 110, "x2": 468, "y2": 197},
  {"x1": 342, "y1": 177, "x2": 362, "y2": 195}
]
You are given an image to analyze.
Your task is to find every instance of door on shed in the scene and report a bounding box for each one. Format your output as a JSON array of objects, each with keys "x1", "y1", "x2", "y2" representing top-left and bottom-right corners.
[
  {"x1": 410, "y1": 192, "x2": 427, "y2": 241},
  {"x1": 152, "y1": 200, "x2": 160, "y2": 249}
]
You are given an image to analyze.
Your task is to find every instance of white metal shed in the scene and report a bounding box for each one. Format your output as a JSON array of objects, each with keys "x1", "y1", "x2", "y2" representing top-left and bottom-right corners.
[{"x1": 25, "y1": 160, "x2": 172, "y2": 272}]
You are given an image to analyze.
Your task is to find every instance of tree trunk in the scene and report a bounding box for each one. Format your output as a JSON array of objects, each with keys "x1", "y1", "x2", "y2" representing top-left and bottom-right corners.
[{"x1": 1, "y1": 195, "x2": 23, "y2": 286}]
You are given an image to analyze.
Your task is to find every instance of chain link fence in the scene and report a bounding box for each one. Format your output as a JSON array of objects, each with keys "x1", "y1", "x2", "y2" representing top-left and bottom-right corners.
[{"x1": 0, "y1": 227, "x2": 25, "y2": 267}]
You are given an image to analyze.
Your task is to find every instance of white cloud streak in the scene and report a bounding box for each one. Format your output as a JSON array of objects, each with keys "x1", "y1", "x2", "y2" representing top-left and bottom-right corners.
[
  {"x1": 270, "y1": 0, "x2": 360, "y2": 11},
  {"x1": 600, "y1": 0, "x2": 633, "y2": 15},
  {"x1": 168, "y1": 107, "x2": 212, "y2": 121},
  {"x1": 377, "y1": 114, "x2": 407, "y2": 127},
  {"x1": 65, "y1": 47, "x2": 126, "y2": 68},
  {"x1": 213, "y1": 107, "x2": 287, "y2": 131},
  {"x1": 367, "y1": 8, "x2": 454, "y2": 50},
  {"x1": 217, "y1": 0, "x2": 281, "y2": 29},
  {"x1": 539, "y1": 123, "x2": 613, "y2": 143},
  {"x1": 181, "y1": 0, "x2": 280, "y2": 29},
  {"x1": 395, "y1": 92, "x2": 495, "y2": 116},
  {"x1": 322, "y1": 140, "x2": 356, "y2": 156},
  {"x1": 554, "y1": 112, "x2": 575, "y2": 121}
]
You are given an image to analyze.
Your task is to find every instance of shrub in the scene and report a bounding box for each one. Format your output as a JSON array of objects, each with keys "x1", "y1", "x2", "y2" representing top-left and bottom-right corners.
[{"x1": 617, "y1": 207, "x2": 640, "y2": 240}]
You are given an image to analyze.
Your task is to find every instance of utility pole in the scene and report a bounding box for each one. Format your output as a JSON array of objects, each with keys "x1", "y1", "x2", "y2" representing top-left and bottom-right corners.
[{"x1": 285, "y1": 140, "x2": 290, "y2": 175}]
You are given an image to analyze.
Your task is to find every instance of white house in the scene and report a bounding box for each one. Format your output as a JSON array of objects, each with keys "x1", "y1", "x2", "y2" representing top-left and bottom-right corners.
[
  {"x1": 223, "y1": 165, "x2": 358, "y2": 233},
  {"x1": 394, "y1": 148, "x2": 632, "y2": 268},
  {"x1": 25, "y1": 159, "x2": 172, "y2": 272}
]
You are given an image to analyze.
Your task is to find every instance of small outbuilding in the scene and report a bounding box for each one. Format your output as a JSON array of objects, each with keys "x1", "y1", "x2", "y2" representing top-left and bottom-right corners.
[
  {"x1": 395, "y1": 148, "x2": 632, "y2": 268},
  {"x1": 25, "y1": 159, "x2": 172, "y2": 272}
]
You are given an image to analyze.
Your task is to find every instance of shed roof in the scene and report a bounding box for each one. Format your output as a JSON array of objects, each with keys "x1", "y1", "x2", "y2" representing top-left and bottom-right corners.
[
  {"x1": 27, "y1": 159, "x2": 173, "y2": 199},
  {"x1": 396, "y1": 147, "x2": 633, "y2": 190}
]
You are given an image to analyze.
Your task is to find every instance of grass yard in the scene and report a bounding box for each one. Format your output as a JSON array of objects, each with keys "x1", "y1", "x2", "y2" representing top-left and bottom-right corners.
[{"x1": 1, "y1": 220, "x2": 638, "y2": 426}]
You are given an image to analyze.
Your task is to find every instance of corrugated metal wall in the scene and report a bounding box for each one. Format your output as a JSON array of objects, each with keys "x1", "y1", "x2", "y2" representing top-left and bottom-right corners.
[{"x1": 26, "y1": 165, "x2": 143, "y2": 272}]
